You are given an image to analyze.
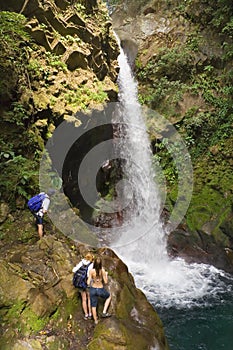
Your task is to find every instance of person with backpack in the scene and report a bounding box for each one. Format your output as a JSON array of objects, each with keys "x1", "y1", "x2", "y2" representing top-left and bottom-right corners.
[
  {"x1": 27, "y1": 189, "x2": 55, "y2": 239},
  {"x1": 87, "y1": 256, "x2": 111, "y2": 325},
  {"x1": 72, "y1": 252, "x2": 94, "y2": 320}
]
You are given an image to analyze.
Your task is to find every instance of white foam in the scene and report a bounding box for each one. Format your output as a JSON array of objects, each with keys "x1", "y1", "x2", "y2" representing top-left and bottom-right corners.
[{"x1": 118, "y1": 255, "x2": 232, "y2": 308}]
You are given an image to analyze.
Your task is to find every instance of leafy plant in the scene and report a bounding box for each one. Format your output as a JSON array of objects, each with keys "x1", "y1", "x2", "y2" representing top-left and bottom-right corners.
[
  {"x1": 64, "y1": 82, "x2": 108, "y2": 111},
  {"x1": 5, "y1": 102, "x2": 30, "y2": 126},
  {"x1": 0, "y1": 154, "x2": 39, "y2": 206},
  {"x1": 0, "y1": 12, "x2": 30, "y2": 101},
  {"x1": 45, "y1": 52, "x2": 68, "y2": 72}
]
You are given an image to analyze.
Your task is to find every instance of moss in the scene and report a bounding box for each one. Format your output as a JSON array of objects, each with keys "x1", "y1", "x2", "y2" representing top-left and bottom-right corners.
[
  {"x1": 5, "y1": 300, "x2": 25, "y2": 322},
  {"x1": 186, "y1": 167, "x2": 233, "y2": 246},
  {"x1": 20, "y1": 308, "x2": 48, "y2": 334},
  {"x1": 116, "y1": 284, "x2": 135, "y2": 319},
  {"x1": 0, "y1": 303, "x2": 47, "y2": 344},
  {"x1": 50, "y1": 297, "x2": 84, "y2": 333}
]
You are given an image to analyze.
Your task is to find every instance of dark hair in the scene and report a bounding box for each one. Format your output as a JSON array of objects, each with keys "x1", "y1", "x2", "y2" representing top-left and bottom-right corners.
[{"x1": 93, "y1": 257, "x2": 102, "y2": 277}]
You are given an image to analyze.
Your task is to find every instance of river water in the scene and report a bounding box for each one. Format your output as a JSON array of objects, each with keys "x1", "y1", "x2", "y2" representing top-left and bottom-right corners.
[
  {"x1": 158, "y1": 296, "x2": 233, "y2": 350},
  {"x1": 112, "y1": 40, "x2": 233, "y2": 349},
  {"x1": 130, "y1": 257, "x2": 233, "y2": 350}
]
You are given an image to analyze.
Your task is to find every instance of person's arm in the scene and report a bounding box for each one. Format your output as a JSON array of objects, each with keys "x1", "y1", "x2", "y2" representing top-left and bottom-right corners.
[
  {"x1": 102, "y1": 268, "x2": 108, "y2": 284},
  {"x1": 87, "y1": 270, "x2": 93, "y2": 286},
  {"x1": 42, "y1": 197, "x2": 50, "y2": 213},
  {"x1": 72, "y1": 261, "x2": 82, "y2": 273}
]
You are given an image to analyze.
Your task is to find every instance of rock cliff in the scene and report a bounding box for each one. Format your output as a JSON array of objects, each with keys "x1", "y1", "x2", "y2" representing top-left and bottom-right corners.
[
  {"x1": 0, "y1": 0, "x2": 119, "y2": 209},
  {"x1": 0, "y1": 0, "x2": 119, "y2": 119},
  {"x1": 0, "y1": 1, "x2": 169, "y2": 349},
  {"x1": 0, "y1": 235, "x2": 168, "y2": 350}
]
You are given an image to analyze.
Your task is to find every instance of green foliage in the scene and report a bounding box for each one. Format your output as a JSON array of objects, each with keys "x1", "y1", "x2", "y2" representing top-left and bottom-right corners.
[
  {"x1": 27, "y1": 58, "x2": 44, "y2": 79},
  {"x1": 139, "y1": 43, "x2": 232, "y2": 158},
  {"x1": 0, "y1": 152, "x2": 39, "y2": 205},
  {"x1": 0, "y1": 11, "x2": 29, "y2": 44},
  {"x1": 5, "y1": 102, "x2": 30, "y2": 126},
  {"x1": 137, "y1": 46, "x2": 194, "y2": 83},
  {"x1": 152, "y1": 139, "x2": 179, "y2": 186},
  {"x1": 137, "y1": 45, "x2": 194, "y2": 114},
  {"x1": 64, "y1": 34, "x2": 81, "y2": 45},
  {"x1": 222, "y1": 41, "x2": 233, "y2": 60},
  {"x1": 45, "y1": 52, "x2": 68, "y2": 72},
  {"x1": 20, "y1": 308, "x2": 48, "y2": 334},
  {"x1": 74, "y1": 3, "x2": 87, "y2": 18},
  {"x1": 64, "y1": 83, "x2": 108, "y2": 111},
  {"x1": 136, "y1": 1, "x2": 233, "y2": 232},
  {"x1": 174, "y1": 0, "x2": 192, "y2": 13},
  {"x1": 0, "y1": 12, "x2": 30, "y2": 102},
  {"x1": 183, "y1": 66, "x2": 233, "y2": 156},
  {"x1": 139, "y1": 77, "x2": 186, "y2": 112},
  {"x1": 222, "y1": 17, "x2": 233, "y2": 35},
  {"x1": 186, "y1": 156, "x2": 233, "y2": 236},
  {"x1": 186, "y1": 32, "x2": 202, "y2": 51}
]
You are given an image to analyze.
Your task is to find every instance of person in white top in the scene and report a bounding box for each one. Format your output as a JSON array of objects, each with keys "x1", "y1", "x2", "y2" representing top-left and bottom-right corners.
[
  {"x1": 34, "y1": 190, "x2": 54, "y2": 238},
  {"x1": 72, "y1": 252, "x2": 94, "y2": 320}
]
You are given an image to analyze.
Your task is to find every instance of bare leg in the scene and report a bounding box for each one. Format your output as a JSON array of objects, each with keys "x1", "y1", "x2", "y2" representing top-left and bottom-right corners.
[
  {"x1": 38, "y1": 224, "x2": 43, "y2": 239},
  {"x1": 81, "y1": 291, "x2": 88, "y2": 316},
  {"x1": 87, "y1": 292, "x2": 92, "y2": 316},
  {"x1": 92, "y1": 306, "x2": 98, "y2": 324},
  {"x1": 103, "y1": 295, "x2": 111, "y2": 314}
]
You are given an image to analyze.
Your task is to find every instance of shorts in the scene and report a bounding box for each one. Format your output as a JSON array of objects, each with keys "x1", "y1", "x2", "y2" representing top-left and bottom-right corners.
[
  {"x1": 33, "y1": 213, "x2": 43, "y2": 225},
  {"x1": 90, "y1": 287, "x2": 110, "y2": 307}
]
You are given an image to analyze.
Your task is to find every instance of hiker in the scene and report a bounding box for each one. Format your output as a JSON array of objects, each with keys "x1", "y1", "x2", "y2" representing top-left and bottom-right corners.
[
  {"x1": 28, "y1": 189, "x2": 55, "y2": 239},
  {"x1": 87, "y1": 256, "x2": 111, "y2": 325},
  {"x1": 72, "y1": 252, "x2": 94, "y2": 320}
]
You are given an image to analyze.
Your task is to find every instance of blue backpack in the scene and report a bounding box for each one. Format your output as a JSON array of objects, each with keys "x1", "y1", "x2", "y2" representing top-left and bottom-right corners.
[
  {"x1": 27, "y1": 193, "x2": 46, "y2": 213},
  {"x1": 73, "y1": 262, "x2": 91, "y2": 289}
]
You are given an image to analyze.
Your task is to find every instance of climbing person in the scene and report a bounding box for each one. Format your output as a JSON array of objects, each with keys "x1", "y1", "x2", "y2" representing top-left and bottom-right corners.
[
  {"x1": 72, "y1": 252, "x2": 94, "y2": 320},
  {"x1": 87, "y1": 256, "x2": 111, "y2": 325},
  {"x1": 27, "y1": 189, "x2": 55, "y2": 239}
]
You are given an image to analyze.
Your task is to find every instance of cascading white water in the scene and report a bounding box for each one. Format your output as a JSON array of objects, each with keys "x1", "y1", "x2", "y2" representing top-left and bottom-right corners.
[
  {"x1": 113, "y1": 41, "x2": 232, "y2": 308},
  {"x1": 110, "y1": 36, "x2": 168, "y2": 265}
]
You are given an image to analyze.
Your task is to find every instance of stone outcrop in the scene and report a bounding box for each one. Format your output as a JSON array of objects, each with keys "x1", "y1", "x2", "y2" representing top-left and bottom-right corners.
[
  {"x1": 0, "y1": 235, "x2": 169, "y2": 350},
  {"x1": 0, "y1": 0, "x2": 119, "y2": 120},
  {"x1": 167, "y1": 226, "x2": 233, "y2": 274},
  {"x1": 0, "y1": 0, "x2": 119, "y2": 211}
]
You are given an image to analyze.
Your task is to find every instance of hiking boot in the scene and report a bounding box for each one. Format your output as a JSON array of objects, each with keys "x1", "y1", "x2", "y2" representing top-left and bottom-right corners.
[{"x1": 101, "y1": 312, "x2": 111, "y2": 318}]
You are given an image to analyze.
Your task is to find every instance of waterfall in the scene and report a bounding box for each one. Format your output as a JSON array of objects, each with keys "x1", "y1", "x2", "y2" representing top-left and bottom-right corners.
[
  {"x1": 111, "y1": 38, "x2": 168, "y2": 264},
  {"x1": 112, "y1": 39, "x2": 231, "y2": 308}
]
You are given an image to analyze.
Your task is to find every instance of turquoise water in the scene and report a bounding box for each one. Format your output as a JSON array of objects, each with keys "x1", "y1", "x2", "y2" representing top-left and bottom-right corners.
[{"x1": 155, "y1": 292, "x2": 233, "y2": 350}]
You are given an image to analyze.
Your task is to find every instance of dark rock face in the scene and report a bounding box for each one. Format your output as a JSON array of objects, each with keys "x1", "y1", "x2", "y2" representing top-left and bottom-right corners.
[
  {"x1": 167, "y1": 227, "x2": 233, "y2": 274},
  {"x1": 66, "y1": 50, "x2": 88, "y2": 70},
  {"x1": 0, "y1": 235, "x2": 169, "y2": 349}
]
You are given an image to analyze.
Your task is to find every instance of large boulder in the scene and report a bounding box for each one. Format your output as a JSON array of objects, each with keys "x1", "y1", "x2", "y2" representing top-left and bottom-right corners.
[
  {"x1": 167, "y1": 226, "x2": 233, "y2": 274},
  {"x1": 0, "y1": 235, "x2": 169, "y2": 349}
]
